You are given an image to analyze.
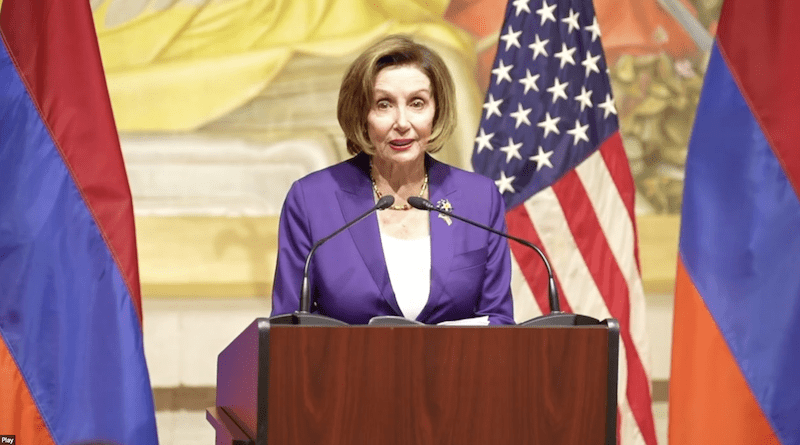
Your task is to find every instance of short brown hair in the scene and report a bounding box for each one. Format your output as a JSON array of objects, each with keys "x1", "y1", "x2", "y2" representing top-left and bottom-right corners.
[{"x1": 337, "y1": 35, "x2": 457, "y2": 155}]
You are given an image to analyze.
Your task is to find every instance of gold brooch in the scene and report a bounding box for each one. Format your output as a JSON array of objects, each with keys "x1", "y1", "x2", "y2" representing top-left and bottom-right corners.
[{"x1": 436, "y1": 199, "x2": 452, "y2": 226}]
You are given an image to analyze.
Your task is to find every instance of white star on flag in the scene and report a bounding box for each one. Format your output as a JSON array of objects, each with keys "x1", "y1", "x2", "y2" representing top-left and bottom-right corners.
[
  {"x1": 494, "y1": 170, "x2": 515, "y2": 194},
  {"x1": 554, "y1": 43, "x2": 577, "y2": 68},
  {"x1": 500, "y1": 26, "x2": 522, "y2": 50},
  {"x1": 582, "y1": 50, "x2": 601, "y2": 76},
  {"x1": 528, "y1": 34, "x2": 549, "y2": 60},
  {"x1": 519, "y1": 69, "x2": 541, "y2": 94},
  {"x1": 492, "y1": 60, "x2": 514, "y2": 84},
  {"x1": 562, "y1": 8, "x2": 580, "y2": 33},
  {"x1": 499, "y1": 137, "x2": 523, "y2": 162},
  {"x1": 536, "y1": 0, "x2": 557, "y2": 25},
  {"x1": 585, "y1": 16, "x2": 601, "y2": 42},
  {"x1": 509, "y1": 103, "x2": 533, "y2": 128},
  {"x1": 566, "y1": 119, "x2": 590, "y2": 145},
  {"x1": 529, "y1": 146, "x2": 554, "y2": 171},
  {"x1": 599, "y1": 93, "x2": 618, "y2": 118},
  {"x1": 474, "y1": 128, "x2": 494, "y2": 153},
  {"x1": 574, "y1": 86, "x2": 593, "y2": 111},
  {"x1": 537, "y1": 111, "x2": 560, "y2": 137},
  {"x1": 512, "y1": 0, "x2": 531, "y2": 16},
  {"x1": 482, "y1": 93, "x2": 503, "y2": 118},
  {"x1": 546, "y1": 77, "x2": 569, "y2": 103}
]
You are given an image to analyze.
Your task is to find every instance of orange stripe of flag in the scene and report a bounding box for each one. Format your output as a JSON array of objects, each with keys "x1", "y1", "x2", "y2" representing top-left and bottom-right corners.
[
  {"x1": 669, "y1": 260, "x2": 779, "y2": 445},
  {"x1": 0, "y1": 336, "x2": 56, "y2": 445}
]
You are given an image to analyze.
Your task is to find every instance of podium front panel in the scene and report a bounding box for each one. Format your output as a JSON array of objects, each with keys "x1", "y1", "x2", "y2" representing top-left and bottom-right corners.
[{"x1": 266, "y1": 326, "x2": 609, "y2": 444}]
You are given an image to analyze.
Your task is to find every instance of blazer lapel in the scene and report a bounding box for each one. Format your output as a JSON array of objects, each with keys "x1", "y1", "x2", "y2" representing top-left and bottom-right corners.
[
  {"x1": 419, "y1": 157, "x2": 457, "y2": 321},
  {"x1": 335, "y1": 156, "x2": 400, "y2": 315}
]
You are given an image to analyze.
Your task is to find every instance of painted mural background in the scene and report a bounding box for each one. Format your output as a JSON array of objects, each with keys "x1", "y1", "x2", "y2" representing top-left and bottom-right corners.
[{"x1": 90, "y1": 0, "x2": 723, "y2": 297}]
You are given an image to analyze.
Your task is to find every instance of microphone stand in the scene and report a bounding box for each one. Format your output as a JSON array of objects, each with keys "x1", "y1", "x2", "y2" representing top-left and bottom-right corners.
[
  {"x1": 290, "y1": 195, "x2": 395, "y2": 326},
  {"x1": 408, "y1": 197, "x2": 598, "y2": 326},
  {"x1": 408, "y1": 197, "x2": 560, "y2": 312}
]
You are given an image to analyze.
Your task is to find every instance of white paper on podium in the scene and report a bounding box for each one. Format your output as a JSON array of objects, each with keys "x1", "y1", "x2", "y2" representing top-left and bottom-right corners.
[{"x1": 437, "y1": 316, "x2": 490, "y2": 326}]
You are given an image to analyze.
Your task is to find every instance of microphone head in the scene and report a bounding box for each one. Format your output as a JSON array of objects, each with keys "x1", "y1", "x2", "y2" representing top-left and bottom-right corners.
[
  {"x1": 407, "y1": 196, "x2": 435, "y2": 211},
  {"x1": 376, "y1": 195, "x2": 395, "y2": 210}
]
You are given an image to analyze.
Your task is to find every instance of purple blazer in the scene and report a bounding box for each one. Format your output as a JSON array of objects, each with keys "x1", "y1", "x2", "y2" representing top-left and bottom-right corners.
[{"x1": 270, "y1": 153, "x2": 515, "y2": 325}]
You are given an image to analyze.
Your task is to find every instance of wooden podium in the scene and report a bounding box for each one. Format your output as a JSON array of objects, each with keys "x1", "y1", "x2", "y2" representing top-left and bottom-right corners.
[{"x1": 207, "y1": 316, "x2": 619, "y2": 445}]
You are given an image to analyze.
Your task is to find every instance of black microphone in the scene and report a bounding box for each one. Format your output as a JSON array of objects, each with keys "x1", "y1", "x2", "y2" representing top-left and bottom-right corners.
[
  {"x1": 298, "y1": 195, "x2": 394, "y2": 314},
  {"x1": 407, "y1": 196, "x2": 561, "y2": 314}
]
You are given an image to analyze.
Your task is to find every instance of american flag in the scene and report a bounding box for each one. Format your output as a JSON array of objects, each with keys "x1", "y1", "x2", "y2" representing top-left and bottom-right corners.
[{"x1": 471, "y1": 0, "x2": 658, "y2": 444}]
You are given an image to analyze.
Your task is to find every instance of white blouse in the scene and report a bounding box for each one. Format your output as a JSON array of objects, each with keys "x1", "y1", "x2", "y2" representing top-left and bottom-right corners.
[{"x1": 378, "y1": 233, "x2": 431, "y2": 321}]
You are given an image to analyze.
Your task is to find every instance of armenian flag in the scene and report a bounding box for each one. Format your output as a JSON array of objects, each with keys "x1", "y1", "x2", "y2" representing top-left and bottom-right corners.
[
  {"x1": 0, "y1": 0, "x2": 159, "y2": 443},
  {"x1": 669, "y1": 0, "x2": 800, "y2": 443}
]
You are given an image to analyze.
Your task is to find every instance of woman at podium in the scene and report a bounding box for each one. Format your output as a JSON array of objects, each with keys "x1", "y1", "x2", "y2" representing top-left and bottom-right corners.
[{"x1": 270, "y1": 35, "x2": 514, "y2": 325}]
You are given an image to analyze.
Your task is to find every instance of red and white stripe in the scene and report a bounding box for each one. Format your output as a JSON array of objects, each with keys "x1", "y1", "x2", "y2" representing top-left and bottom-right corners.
[{"x1": 508, "y1": 134, "x2": 658, "y2": 445}]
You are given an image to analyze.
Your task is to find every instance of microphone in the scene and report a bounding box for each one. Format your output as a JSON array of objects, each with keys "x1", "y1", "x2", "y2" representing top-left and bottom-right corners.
[
  {"x1": 298, "y1": 195, "x2": 395, "y2": 314},
  {"x1": 408, "y1": 196, "x2": 561, "y2": 314}
]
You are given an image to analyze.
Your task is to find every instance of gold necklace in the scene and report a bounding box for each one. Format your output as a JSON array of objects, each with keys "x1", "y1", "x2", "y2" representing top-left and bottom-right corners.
[{"x1": 370, "y1": 162, "x2": 428, "y2": 211}]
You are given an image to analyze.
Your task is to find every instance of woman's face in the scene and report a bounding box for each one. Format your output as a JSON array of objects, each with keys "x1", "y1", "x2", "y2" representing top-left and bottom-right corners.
[{"x1": 367, "y1": 64, "x2": 435, "y2": 167}]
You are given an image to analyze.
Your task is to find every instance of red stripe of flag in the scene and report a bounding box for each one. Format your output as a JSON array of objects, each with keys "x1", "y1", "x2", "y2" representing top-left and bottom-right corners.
[
  {"x1": 506, "y1": 204, "x2": 572, "y2": 314},
  {"x1": 598, "y1": 133, "x2": 642, "y2": 274},
  {"x1": 552, "y1": 171, "x2": 657, "y2": 445},
  {"x1": 716, "y1": 0, "x2": 800, "y2": 195}
]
